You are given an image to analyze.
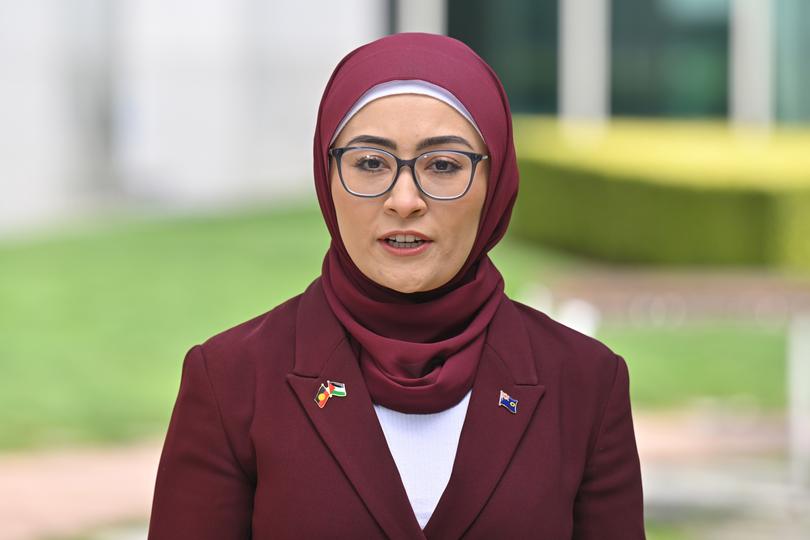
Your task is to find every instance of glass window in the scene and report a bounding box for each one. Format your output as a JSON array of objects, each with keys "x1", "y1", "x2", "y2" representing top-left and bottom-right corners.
[
  {"x1": 448, "y1": 0, "x2": 559, "y2": 114},
  {"x1": 611, "y1": 0, "x2": 730, "y2": 117}
]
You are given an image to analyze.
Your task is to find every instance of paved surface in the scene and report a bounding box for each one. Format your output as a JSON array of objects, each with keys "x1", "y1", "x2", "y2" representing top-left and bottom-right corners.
[
  {"x1": 548, "y1": 267, "x2": 810, "y2": 324},
  {"x1": 0, "y1": 440, "x2": 161, "y2": 540},
  {"x1": 638, "y1": 409, "x2": 809, "y2": 539},
  {"x1": 1, "y1": 410, "x2": 807, "y2": 540}
]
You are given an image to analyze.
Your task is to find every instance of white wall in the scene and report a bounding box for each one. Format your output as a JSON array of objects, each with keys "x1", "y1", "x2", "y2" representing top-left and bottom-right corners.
[
  {"x1": 0, "y1": 1, "x2": 95, "y2": 232},
  {"x1": 0, "y1": 0, "x2": 387, "y2": 233},
  {"x1": 730, "y1": 0, "x2": 774, "y2": 126},
  {"x1": 559, "y1": 0, "x2": 610, "y2": 123},
  {"x1": 114, "y1": 0, "x2": 387, "y2": 207},
  {"x1": 396, "y1": 0, "x2": 446, "y2": 35}
]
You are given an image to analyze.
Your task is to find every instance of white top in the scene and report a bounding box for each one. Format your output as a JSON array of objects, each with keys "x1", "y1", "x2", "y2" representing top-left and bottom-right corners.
[{"x1": 372, "y1": 390, "x2": 472, "y2": 529}]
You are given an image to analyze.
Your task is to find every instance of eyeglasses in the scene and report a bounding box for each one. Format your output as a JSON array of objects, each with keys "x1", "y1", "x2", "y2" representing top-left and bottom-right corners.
[{"x1": 328, "y1": 146, "x2": 488, "y2": 200}]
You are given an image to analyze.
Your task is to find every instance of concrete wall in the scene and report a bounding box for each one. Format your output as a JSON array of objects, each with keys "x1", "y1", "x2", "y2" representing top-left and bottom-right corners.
[
  {"x1": 0, "y1": 0, "x2": 387, "y2": 233},
  {"x1": 0, "y1": 1, "x2": 101, "y2": 232},
  {"x1": 114, "y1": 0, "x2": 387, "y2": 207}
]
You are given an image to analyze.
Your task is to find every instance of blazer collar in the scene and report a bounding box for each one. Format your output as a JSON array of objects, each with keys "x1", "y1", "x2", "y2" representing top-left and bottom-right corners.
[
  {"x1": 287, "y1": 278, "x2": 546, "y2": 539},
  {"x1": 423, "y1": 295, "x2": 546, "y2": 538},
  {"x1": 288, "y1": 279, "x2": 424, "y2": 539}
]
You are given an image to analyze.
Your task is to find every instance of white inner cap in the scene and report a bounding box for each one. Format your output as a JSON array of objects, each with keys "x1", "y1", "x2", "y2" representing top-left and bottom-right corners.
[{"x1": 329, "y1": 79, "x2": 483, "y2": 145}]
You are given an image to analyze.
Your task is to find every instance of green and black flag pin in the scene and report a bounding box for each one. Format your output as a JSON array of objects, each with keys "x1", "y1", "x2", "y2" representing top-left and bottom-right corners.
[{"x1": 315, "y1": 380, "x2": 347, "y2": 408}]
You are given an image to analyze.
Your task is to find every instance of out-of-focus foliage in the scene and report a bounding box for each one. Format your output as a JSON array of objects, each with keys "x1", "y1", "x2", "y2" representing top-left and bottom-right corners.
[{"x1": 512, "y1": 116, "x2": 810, "y2": 271}]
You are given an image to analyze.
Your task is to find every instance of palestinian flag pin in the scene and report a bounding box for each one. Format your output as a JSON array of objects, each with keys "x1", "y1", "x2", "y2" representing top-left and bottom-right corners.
[{"x1": 314, "y1": 380, "x2": 347, "y2": 408}]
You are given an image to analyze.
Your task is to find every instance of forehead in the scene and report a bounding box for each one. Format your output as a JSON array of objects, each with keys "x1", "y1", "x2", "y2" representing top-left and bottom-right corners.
[{"x1": 334, "y1": 94, "x2": 484, "y2": 149}]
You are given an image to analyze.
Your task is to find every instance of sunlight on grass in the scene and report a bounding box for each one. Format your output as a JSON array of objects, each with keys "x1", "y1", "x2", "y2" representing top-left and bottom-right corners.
[
  {"x1": 0, "y1": 203, "x2": 330, "y2": 449},
  {"x1": 0, "y1": 202, "x2": 788, "y2": 450},
  {"x1": 597, "y1": 321, "x2": 786, "y2": 410},
  {"x1": 0, "y1": 202, "x2": 570, "y2": 450}
]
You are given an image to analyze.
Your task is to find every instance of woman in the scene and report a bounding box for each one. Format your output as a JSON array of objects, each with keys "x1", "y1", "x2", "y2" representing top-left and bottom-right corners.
[{"x1": 148, "y1": 33, "x2": 645, "y2": 539}]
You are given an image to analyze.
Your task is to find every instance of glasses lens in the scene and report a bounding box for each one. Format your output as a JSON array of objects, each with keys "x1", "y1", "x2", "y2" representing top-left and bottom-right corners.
[
  {"x1": 415, "y1": 151, "x2": 474, "y2": 199},
  {"x1": 339, "y1": 148, "x2": 397, "y2": 196}
]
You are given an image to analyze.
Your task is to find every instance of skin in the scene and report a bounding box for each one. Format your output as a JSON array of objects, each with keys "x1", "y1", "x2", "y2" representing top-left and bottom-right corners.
[{"x1": 330, "y1": 94, "x2": 489, "y2": 293}]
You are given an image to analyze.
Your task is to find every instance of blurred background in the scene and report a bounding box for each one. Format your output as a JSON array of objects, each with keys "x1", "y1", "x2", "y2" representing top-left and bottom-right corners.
[{"x1": 0, "y1": 0, "x2": 808, "y2": 538}]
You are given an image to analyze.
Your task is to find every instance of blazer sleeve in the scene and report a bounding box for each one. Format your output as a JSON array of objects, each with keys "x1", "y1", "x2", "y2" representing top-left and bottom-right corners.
[
  {"x1": 148, "y1": 345, "x2": 254, "y2": 539},
  {"x1": 573, "y1": 354, "x2": 646, "y2": 539}
]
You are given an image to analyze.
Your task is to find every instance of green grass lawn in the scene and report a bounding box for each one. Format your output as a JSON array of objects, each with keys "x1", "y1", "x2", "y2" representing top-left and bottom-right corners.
[
  {"x1": 0, "y1": 202, "x2": 787, "y2": 451},
  {"x1": 597, "y1": 322, "x2": 786, "y2": 410}
]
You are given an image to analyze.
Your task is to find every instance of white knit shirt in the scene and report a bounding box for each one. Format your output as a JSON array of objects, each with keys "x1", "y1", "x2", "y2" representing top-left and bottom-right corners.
[{"x1": 372, "y1": 390, "x2": 472, "y2": 529}]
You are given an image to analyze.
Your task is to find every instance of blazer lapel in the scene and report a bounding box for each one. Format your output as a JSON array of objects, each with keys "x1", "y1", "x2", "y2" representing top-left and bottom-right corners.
[
  {"x1": 424, "y1": 298, "x2": 546, "y2": 539},
  {"x1": 286, "y1": 279, "x2": 425, "y2": 540}
]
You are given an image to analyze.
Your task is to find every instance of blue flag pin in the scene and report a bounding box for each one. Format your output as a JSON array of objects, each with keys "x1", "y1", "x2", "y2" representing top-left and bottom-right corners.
[{"x1": 498, "y1": 390, "x2": 518, "y2": 414}]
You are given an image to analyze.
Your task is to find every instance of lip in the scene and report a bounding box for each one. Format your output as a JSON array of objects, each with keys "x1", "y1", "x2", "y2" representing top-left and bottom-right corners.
[
  {"x1": 378, "y1": 238, "x2": 432, "y2": 256},
  {"x1": 377, "y1": 230, "x2": 433, "y2": 257},
  {"x1": 377, "y1": 230, "x2": 433, "y2": 241}
]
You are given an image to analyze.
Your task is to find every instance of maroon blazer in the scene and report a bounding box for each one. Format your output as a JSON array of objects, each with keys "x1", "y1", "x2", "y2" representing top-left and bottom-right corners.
[{"x1": 148, "y1": 278, "x2": 645, "y2": 539}]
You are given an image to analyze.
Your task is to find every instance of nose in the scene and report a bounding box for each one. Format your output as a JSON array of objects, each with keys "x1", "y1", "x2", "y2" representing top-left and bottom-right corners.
[{"x1": 383, "y1": 165, "x2": 427, "y2": 218}]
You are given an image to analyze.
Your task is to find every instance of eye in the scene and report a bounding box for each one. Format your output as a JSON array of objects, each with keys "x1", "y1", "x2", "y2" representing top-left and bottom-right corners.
[
  {"x1": 361, "y1": 157, "x2": 383, "y2": 170},
  {"x1": 427, "y1": 157, "x2": 462, "y2": 174},
  {"x1": 353, "y1": 154, "x2": 390, "y2": 172}
]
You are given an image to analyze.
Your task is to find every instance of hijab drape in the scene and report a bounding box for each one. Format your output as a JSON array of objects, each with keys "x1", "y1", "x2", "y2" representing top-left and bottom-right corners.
[{"x1": 314, "y1": 33, "x2": 520, "y2": 413}]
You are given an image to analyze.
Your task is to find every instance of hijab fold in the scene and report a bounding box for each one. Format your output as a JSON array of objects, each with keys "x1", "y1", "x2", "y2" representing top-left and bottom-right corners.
[{"x1": 314, "y1": 33, "x2": 520, "y2": 413}]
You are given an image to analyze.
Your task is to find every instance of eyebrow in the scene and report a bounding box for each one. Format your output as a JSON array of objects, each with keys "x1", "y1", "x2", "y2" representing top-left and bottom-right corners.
[{"x1": 344, "y1": 134, "x2": 475, "y2": 152}]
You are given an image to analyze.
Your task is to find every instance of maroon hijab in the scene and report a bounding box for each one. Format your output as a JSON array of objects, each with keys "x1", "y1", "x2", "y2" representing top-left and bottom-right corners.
[{"x1": 314, "y1": 33, "x2": 519, "y2": 413}]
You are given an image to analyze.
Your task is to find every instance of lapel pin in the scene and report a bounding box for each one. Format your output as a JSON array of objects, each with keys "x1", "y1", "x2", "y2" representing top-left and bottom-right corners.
[
  {"x1": 498, "y1": 390, "x2": 518, "y2": 414},
  {"x1": 314, "y1": 380, "x2": 347, "y2": 408}
]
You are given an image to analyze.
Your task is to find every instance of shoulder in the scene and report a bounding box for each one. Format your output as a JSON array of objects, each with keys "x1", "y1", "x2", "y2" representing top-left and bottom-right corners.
[
  {"x1": 181, "y1": 288, "x2": 307, "y2": 401},
  {"x1": 175, "y1": 290, "x2": 307, "y2": 458},
  {"x1": 507, "y1": 297, "x2": 624, "y2": 396},
  {"x1": 199, "y1": 292, "x2": 303, "y2": 366},
  {"x1": 507, "y1": 297, "x2": 634, "y2": 456}
]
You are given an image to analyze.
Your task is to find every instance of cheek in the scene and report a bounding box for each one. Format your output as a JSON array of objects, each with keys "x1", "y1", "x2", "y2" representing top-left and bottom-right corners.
[
  {"x1": 461, "y1": 206, "x2": 482, "y2": 250},
  {"x1": 331, "y1": 175, "x2": 375, "y2": 251},
  {"x1": 331, "y1": 176, "x2": 354, "y2": 243},
  {"x1": 440, "y1": 202, "x2": 483, "y2": 262},
  {"x1": 446, "y1": 177, "x2": 487, "y2": 260},
  {"x1": 460, "y1": 173, "x2": 487, "y2": 239}
]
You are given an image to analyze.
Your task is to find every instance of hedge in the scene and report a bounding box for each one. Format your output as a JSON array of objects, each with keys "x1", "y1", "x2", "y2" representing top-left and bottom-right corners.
[{"x1": 511, "y1": 117, "x2": 810, "y2": 271}]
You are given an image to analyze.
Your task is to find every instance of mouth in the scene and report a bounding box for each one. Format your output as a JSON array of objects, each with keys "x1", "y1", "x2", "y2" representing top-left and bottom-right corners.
[{"x1": 378, "y1": 231, "x2": 433, "y2": 254}]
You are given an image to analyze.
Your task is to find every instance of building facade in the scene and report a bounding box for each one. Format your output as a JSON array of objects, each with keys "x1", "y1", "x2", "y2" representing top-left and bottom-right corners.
[{"x1": 0, "y1": 0, "x2": 806, "y2": 233}]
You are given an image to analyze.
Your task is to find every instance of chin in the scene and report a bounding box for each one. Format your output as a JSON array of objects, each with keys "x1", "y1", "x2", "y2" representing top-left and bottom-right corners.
[
  {"x1": 378, "y1": 273, "x2": 434, "y2": 294},
  {"x1": 385, "y1": 281, "x2": 425, "y2": 294}
]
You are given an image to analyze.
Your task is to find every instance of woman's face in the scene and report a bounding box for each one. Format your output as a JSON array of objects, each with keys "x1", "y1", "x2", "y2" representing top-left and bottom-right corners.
[{"x1": 330, "y1": 94, "x2": 489, "y2": 293}]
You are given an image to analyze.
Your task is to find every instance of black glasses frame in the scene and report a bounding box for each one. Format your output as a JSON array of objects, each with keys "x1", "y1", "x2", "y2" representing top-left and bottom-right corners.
[{"x1": 328, "y1": 146, "x2": 489, "y2": 201}]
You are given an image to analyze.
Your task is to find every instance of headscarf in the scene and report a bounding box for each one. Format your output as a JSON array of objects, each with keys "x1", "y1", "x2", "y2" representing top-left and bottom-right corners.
[{"x1": 314, "y1": 33, "x2": 519, "y2": 413}]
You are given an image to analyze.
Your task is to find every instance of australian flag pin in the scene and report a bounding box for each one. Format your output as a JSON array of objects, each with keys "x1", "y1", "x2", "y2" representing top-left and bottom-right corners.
[
  {"x1": 314, "y1": 380, "x2": 347, "y2": 409},
  {"x1": 498, "y1": 390, "x2": 518, "y2": 414}
]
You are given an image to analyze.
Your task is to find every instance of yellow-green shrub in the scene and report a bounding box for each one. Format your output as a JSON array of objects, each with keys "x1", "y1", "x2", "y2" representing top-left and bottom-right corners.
[{"x1": 512, "y1": 116, "x2": 810, "y2": 271}]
